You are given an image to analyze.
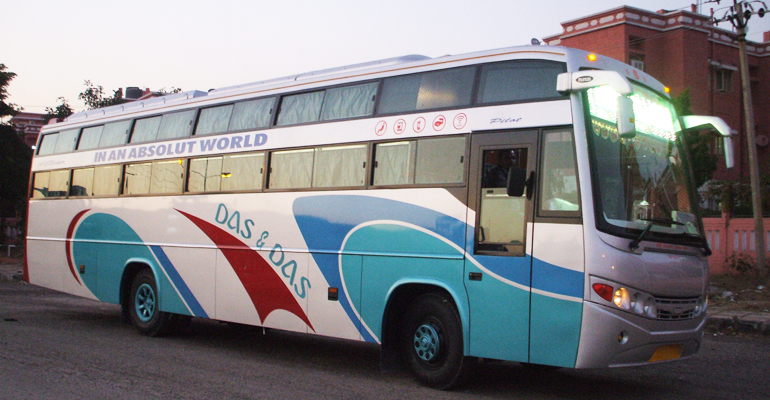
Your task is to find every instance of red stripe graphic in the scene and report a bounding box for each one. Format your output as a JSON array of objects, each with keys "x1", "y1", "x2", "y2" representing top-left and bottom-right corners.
[
  {"x1": 176, "y1": 209, "x2": 314, "y2": 331},
  {"x1": 65, "y1": 209, "x2": 91, "y2": 285}
]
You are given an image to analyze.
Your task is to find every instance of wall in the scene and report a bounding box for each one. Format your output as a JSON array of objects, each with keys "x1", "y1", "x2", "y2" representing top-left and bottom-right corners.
[{"x1": 703, "y1": 214, "x2": 770, "y2": 275}]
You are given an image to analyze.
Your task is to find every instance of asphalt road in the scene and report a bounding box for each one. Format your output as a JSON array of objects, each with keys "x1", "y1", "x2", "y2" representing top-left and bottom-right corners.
[{"x1": 1, "y1": 280, "x2": 769, "y2": 400}]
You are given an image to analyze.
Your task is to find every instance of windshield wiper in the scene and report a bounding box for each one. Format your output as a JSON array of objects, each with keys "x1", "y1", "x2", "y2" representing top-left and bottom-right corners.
[
  {"x1": 628, "y1": 217, "x2": 684, "y2": 252},
  {"x1": 678, "y1": 231, "x2": 713, "y2": 257}
]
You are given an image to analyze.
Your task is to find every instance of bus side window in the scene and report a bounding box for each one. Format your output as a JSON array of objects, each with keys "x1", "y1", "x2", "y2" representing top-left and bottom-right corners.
[
  {"x1": 150, "y1": 160, "x2": 186, "y2": 194},
  {"x1": 99, "y1": 120, "x2": 132, "y2": 148},
  {"x1": 196, "y1": 105, "x2": 234, "y2": 136},
  {"x1": 157, "y1": 110, "x2": 197, "y2": 141},
  {"x1": 373, "y1": 141, "x2": 417, "y2": 186},
  {"x1": 53, "y1": 129, "x2": 80, "y2": 154},
  {"x1": 229, "y1": 98, "x2": 274, "y2": 131},
  {"x1": 47, "y1": 170, "x2": 71, "y2": 198},
  {"x1": 378, "y1": 67, "x2": 475, "y2": 115},
  {"x1": 37, "y1": 133, "x2": 59, "y2": 156},
  {"x1": 124, "y1": 163, "x2": 152, "y2": 194},
  {"x1": 269, "y1": 149, "x2": 314, "y2": 189},
  {"x1": 31, "y1": 172, "x2": 50, "y2": 198},
  {"x1": 130, "y1": 117, "x2": 162, "y2": 144},
  {"x1": 540, "y1": 130, "x2": 580, "y2": 214},
  {"x1": 415, "y1": 136, "x2": 465, "y2": 184},
  {"x1": 312, "y1": 145, "x2": 367, "y2": 188},
  {"x1": 78, "y1": 126, "x2": 104, "y2": 150},
  {"x1": 276, "y1": 91, "x2": 325, "y2": 126},
  {"x1": 70, "y1": 168, "x2": 95, "y2": 196},
  {"x1": 320, "y1": 82, "x2": 378, "y2": 121},
  {"x1": 476, "y1": 60, "x2": 567, "y2": 105},
  {"x1": 93, "y1": 165, "x2": 122, "y2": 196},
  {"x1": 188, "y1": 157, "x2": 224, "y2": 192},
  {"x1": 222, "y1": 152, "x2": 265, "y2": 191}
]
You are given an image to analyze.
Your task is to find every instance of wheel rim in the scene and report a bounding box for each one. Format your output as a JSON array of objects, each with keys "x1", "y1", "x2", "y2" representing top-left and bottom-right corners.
[
  {"x1": 135, "y1": 283, "x2": 156, "y2": 323},
  {"x1": 413, "y1": 323, "x2": 440, "y2": 362}
]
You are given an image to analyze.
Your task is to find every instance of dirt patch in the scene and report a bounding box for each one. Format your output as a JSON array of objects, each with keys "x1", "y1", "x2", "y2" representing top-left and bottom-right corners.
[{"x1": 708, "y1": 274, "x2": 770, "y2": 312}]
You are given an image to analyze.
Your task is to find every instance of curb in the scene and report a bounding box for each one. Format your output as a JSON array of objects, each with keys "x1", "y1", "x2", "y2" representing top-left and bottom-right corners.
[
  {"x1": 706, "y1": 314, "x2": 770, "y2": 336},
  {"x1": 0, "y1": 273, "x2": 23, "y2": 282}
]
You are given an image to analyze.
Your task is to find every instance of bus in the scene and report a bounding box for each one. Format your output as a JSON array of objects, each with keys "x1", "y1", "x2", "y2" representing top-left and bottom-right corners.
[{"x1": 25, "y1": 45, "x2": 733, "y2": 389}]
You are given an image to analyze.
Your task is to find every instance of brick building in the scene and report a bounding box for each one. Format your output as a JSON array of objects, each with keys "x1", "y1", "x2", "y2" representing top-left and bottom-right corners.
[
  {"x1": 543, "y1": 5, "x2": 770, "y2": 183},
  {"x1": 9, "y1": 111, "x2": 46, "y2": 147}
]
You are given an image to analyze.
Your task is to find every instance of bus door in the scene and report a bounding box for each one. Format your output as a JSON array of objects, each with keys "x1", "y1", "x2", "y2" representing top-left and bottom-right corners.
[{"x1": 464, "y1": 130, "x2": 538, "y2": 362}]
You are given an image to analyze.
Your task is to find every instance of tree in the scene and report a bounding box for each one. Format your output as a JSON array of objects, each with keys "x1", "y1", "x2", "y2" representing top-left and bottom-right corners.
[
  {"x1": 673, "y1": 88, "x2": 717, "y2": 189},
  {"x1": 44, "y1": 97, "x2": 74, "y2": 122},
  {"x1": 0, "y1": 64, "x2": 33, "y2": 247},
  {"x1": 78, "y1": 80, "x2": 126, "y2": 110},
  {"x1": 0, "y1": 63, "x2": 21, "y2": 120}
]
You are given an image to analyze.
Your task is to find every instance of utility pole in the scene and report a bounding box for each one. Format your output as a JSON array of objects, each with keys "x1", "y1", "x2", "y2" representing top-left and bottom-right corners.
[{"x1": 720, "y1": 0, "x2": 768, "y2": 282}]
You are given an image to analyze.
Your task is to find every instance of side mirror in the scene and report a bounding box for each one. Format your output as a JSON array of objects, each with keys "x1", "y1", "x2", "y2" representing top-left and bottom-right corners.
[
  {"x1": 617, "y1": 96, "x2": 636, "y2": 138},
  {"x1": 680, "y1": 115, "x2": 734, "y2": 169},
  {"x1": 507, "y1": 166, "x2": 528, "y2": 197}
]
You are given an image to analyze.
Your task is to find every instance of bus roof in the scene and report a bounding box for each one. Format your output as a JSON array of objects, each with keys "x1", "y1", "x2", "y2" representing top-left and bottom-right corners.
[{"x1": 49, "y1": 45, "x2": 665, "y2": 132}]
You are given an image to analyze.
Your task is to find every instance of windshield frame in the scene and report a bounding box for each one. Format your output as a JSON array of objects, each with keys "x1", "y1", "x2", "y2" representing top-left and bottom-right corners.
[{"x1": 582, "y1": 82, "x2": 706, "y2": 247}]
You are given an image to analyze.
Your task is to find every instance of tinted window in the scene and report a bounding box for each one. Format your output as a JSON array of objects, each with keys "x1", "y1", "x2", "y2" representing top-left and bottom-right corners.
[
  {"x1": 70, "y1": 168, "x2": 94, "y2": 196},
  {"x1": 99, "y1": 120, "x2": 132, "y2": 147},
  {"x1": 320, "y1": 82, "x2": 378, "y2": 121},
  {"x1": 277, "y1": 91, "x2": 325, "y2": 126},
  {"x1": 188, "y1": 157, "x2": 223, "y2": 192},
  {"x1": 221, "y1": 153, "x2": 265, "y2": 191},
  {"x1": 269, "y1": 149, "x2": 314, "y2": 189},
  {"x1": 373, "y1": 136, "x2": 466, "y2": 186},
  {"x1": 78, "y1": 126, "x2": 103, "y2": 150},
  {"x1": 31, "y1": 172, "x2": 50, "y2": 198},
  {"x1": 378, "y1": 67, "x2": 475, "y2": 114},
  {"x1": 93, "y1": 165, "x2": 122, "y2": 196},
  {"x1": 53, "y1": 129, "x2": 80, "y2": 154},
  {"x1": 157, "y1": 110, "x2": 196, "y2": 141},
  {"x1": 131, "y1": 117, "x2": 162, "y2": 144},
  {"x1": 229, "y1": 98, "x2": 274, "y2": 131},
  {"x1": 477, "y1": 60, "x2": 566, "y2": 104},
  {"x1": 312, "y1": 144, "x2": 367, "y2": 187},
  {"x1": 196, "y1": 105, "x2": 233, "y2": 136},
  {"x1": 37, "y1": 134, "x2": 58, "y2": 155}
]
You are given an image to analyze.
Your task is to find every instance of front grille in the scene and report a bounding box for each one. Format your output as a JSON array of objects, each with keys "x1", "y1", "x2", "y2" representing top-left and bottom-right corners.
[{"x1": 655, "y1": 297, "x2": 699, "y2": 320}]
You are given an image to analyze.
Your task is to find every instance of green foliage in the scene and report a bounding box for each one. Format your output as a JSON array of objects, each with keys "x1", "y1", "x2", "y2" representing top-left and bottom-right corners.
[
  {"x1": 0, "y1": 124, "x2": 33, "y2": 244},
  {"x1": 0, "y1": 63, "x2": 31, "y2": 244},
  {"x1": 0, "y1": 63, "x2": 21, "y2": 120},
  {"x1": 156, "y1": 87, "x2": 183, "y2": 94},
  {"x1": 726, "y1": 252, "x2": 770, "y2": 276},
  {"x1": 78, "y1": 80, "x2": 126, "y2": 110},
  {"x1": 672, "y1": 88, "x2": 717, "y2": 189},
  {"x1": 707, "y1": 175, "x2": 770, "y2": 215},
  {"x1": 44, "y1": 97, "x2": 74, "y2": 122}
]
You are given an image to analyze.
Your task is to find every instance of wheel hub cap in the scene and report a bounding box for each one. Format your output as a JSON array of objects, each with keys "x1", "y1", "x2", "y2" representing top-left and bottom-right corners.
[
  {"x1": 413, "y1": 324, "x2": 440, "y2": 362},
  {"x1": 135, "y1": 283, "x2": 156, "y2": 323}
]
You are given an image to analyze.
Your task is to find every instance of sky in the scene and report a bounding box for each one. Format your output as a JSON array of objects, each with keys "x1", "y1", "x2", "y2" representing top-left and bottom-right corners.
[{"x1": 3, "y1": 0, "x2": 769, "y2": 116}]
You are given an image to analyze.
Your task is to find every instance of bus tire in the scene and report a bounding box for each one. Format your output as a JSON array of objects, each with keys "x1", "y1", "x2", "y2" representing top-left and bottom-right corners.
[
  {"x1": 128, "y1": 269, "x2": 172, "y2": 337},
  {"x1": 403, "y1": 292, "x2": 466, "y2": 390}
]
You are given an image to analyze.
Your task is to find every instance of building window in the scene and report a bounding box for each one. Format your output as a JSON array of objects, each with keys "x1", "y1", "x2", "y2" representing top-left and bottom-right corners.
[
  {"x1": 714, "y1": 69, "x2": 732, "y2": 92},
  {"x1": 629, "y1": 53, "x2": 645, "y2": 71},
  {"x1": 713, "y1": 135, "x2": 724, "y2": 156},
  {"x1": 629, "y1": 36, "x2": 645, "y2": 51}
]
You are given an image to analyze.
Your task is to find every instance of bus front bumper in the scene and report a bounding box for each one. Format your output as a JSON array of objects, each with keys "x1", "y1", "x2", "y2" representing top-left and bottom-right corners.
[{"x1": 574, "y1": 301, "x2": 706, "y2": 368}]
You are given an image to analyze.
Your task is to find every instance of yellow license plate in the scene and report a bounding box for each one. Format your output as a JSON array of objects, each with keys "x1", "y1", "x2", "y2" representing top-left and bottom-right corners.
[{"x1": 648, "y1": 344, "x2": 683, "y2": 362}]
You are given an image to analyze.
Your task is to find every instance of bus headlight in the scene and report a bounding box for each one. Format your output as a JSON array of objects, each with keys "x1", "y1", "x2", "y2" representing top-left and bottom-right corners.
[
  {"x1": 613, "y1": 287, "x2": 631, "y2": 310},
  {"x1": 645, "y1": 297, "x2": 657, "y2": 318}
]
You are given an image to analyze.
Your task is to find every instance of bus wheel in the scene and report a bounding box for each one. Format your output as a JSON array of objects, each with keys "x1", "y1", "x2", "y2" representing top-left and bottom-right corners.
[
  {"x1": 404, "y1": 293, "x2": 466, "y2": 390},
  {"x1": 129, "y1": 269, "x2": 172, "y2": 337}
]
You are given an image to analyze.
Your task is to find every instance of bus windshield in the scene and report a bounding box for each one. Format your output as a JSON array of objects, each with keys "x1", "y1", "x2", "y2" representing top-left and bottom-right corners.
[{"x1": 585, "y1": 83, "x2": 702, "y2": 242}]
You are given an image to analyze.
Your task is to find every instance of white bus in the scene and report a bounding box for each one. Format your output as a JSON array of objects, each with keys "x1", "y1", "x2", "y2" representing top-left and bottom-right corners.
[{"x1": 26, "y1": 45, "x2": 732, "y2": 389}]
